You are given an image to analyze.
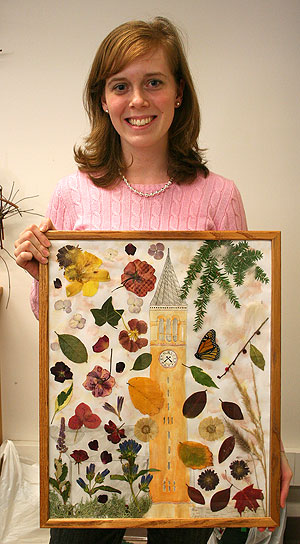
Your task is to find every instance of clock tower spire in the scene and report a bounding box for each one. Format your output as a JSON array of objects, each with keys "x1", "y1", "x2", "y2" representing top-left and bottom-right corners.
[{"x1": 149, "y1": 249, "x2": 189, "y2": 505}]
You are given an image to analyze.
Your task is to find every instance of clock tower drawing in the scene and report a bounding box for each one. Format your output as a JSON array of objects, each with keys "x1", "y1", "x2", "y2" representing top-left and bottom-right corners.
[{"x1": 149, "y1": 249, "x2": 189, "y2": 506}]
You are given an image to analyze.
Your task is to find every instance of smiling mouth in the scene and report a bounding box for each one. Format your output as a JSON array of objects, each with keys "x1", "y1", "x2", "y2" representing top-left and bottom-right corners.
[{"x1": 126, "y1": 116, "x2": 156, "y2": 127}]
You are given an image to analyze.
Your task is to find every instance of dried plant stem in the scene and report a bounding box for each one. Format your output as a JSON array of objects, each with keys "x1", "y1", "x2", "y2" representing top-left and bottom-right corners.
[
  {"x1": 230, "y1": 363, "x2": 268, "y2": 510},
  {"x1": 217, "y1": 317, "x2": 269, "y2": 379}
]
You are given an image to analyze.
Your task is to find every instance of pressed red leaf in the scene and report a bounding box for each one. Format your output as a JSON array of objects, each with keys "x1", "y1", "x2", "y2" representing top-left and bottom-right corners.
[
  {"x1": 218, "y1": 436, "x2": 235, "y2": 463},
  {"x1": 183, "y1": 391, "x2": 207, "y2": 418},
  {"x1": 232, "y1": 484, "x2": 264, "y2": 516},
  {"x1": 187, "y1": 485, "x2": 205, "y2": 505},
  {"x1": 221, "y1": 401, "x2": 244, "y2": 420},
  {"x1": 210, "y1": 486, "x2": 231, "y2": 512}
]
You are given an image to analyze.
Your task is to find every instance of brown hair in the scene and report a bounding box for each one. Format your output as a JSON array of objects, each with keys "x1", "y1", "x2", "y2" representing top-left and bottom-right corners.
[{"x1": 74, "y1": 17, "x2": 209, "y2": 186}]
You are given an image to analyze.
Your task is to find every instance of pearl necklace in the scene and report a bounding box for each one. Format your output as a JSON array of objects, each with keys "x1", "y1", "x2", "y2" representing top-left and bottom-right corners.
[{"x1": 121, "y1": 174, "x2": 173, "y2": 198}]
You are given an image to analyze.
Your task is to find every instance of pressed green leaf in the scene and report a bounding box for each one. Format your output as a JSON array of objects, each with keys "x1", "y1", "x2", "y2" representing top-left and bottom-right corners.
[
  {"x1": 49, "y1": 477, "x2": 60, "y2": 490},
  {"x1": 97, "y1": 485, "x2": 121, "y2": 494},
  {"x1": 59, "y1": 463, "x2": 68, "y2": 482},
  {"x1": 110, "y1": 474, "x2": 127, "y2": 481},
  {"x1": 51, "y1": 382, "x2": 73, "y2": 424},
  {"x1": 56, "y1": 333, "x2": 88, "y2": 363},
  {"x1": 136, "y1": 468, "x2": 160, "y2": 478},
  {"x1": 61, "y1": 481, "x2": 71, "y2": 504},
  {"x1": 54, "y1": 458, "x2": 62, "y2": 480},
  {"x1": 132, "y1": 353, "x2": 152, "y2": 371},
  {"x1": 91, "y1": 296, "x2": 124, "y2": 328},
  {"x1": 250, "y1": 343, "x2": 265, "y2": 370},
  {"x1": 190, "y1": 366, "x2": 219, "y2": 388}
]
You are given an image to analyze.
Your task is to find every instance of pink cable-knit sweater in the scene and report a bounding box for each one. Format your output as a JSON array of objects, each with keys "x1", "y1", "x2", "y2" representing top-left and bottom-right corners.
[{"x1": 30, "y1": 169, "x2": 247, "y2": 317}]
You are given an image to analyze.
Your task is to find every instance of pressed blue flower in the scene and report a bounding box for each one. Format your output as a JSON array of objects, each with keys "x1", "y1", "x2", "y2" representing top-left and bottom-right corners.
[
  {"x1": 95, "y1": 468, "x2": 110, "y2": 484},
  {"x1": 76, "y1": 477, "x2": 88, "y2": 491},
  {"x1": 139, "y1": 473, "x2": 153, "y2": 492},
  {"x1": 118, "y1": 439, "x2": 142, "y2": 460},
  {"x1": 141, "y1": 473, "x2": 153, "y2": 485},
  {"x1": 86, "y1": 463, "x2": 96, "y2": 481}
]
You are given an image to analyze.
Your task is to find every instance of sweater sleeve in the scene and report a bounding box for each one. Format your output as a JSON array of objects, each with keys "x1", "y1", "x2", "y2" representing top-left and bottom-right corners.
[
  {"x1": 216, "y1": 182, "x2": 248, "y2": 230},
  {"x1": 30, "y1": 177, "x2": 76, "y2": 319}
]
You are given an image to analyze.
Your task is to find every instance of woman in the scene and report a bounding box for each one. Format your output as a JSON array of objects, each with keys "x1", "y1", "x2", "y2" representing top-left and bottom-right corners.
[{"x1": 14, "y1": 16, "x2": 291, "y2": 544}]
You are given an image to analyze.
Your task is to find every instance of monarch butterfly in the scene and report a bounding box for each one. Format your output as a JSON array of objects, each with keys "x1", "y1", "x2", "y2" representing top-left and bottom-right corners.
[{"x1": 195, "y1": 329, "x2": 220, "y2": 361}]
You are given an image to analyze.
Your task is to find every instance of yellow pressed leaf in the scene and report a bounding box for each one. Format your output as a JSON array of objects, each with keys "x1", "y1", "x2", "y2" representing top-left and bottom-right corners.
[
  {"x1": 66, "y1": 281, "x2": 82, "y2": 297},
  {"x1": 178, "y1": 440, "x2": 213, "y2": 470},
  {"x1": 82, "y1": 280, "x2": 100, "y2": 297},
  {"x1": 128, "y1": 377, "x2": 164, "y2": 416}
]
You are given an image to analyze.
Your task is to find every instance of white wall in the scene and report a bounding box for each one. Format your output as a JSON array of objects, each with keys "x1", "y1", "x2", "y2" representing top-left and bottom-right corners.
[{"x1": 1, "y1": 0, "x2": 299, "y2": 460}]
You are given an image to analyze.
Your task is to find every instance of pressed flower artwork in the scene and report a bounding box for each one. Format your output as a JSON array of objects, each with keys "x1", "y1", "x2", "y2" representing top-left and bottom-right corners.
[{"x1": 41, "y1": 232, "x2": 280, "y2": 528}]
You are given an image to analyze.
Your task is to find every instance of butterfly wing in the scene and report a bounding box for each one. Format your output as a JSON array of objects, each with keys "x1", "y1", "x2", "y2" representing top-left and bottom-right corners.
[{"x1": 195, "y1": 329, "x2": 220, "y2": 361}]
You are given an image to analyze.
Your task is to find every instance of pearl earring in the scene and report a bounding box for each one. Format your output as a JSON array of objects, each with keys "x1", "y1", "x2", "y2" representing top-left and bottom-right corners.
[
  {"x1": 176, "y1": 101, "x2": 181, "y2": 107},
  {"x1": 105, "y1": 109, "x2": 109, "y2": 113}
]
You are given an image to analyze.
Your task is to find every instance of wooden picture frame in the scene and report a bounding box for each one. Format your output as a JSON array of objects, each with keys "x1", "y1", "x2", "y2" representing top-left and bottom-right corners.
[{"x1": 39, "y1": 231, "x2": 281, "y2": 529}]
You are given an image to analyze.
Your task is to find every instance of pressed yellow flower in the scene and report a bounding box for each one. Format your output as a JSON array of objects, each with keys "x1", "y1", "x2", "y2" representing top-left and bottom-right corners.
[
  {"x1": 198, "y1": 416, "x2": 224, "y2": 441},
  {"x1": 134, "y1": 417, "x2": 158, "y2": 442},
  {"x1": 63, "y1": 249, "x2": 110, "y2": 297}
]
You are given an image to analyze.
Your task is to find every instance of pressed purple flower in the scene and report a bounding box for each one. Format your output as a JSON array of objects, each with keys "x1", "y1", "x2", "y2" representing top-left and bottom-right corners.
[
  {"x1": 197, "y1": 469, "x2": 219, "y2": 491},
  {"x1": 97, "y1": 494, "x2": 108, "y2": 504},
  {"x1": 50, "y1": 361, "x2": 73, "y2": 383},
  {"x1": 100, "y1": 450, "x2": 112, "y2": 464},
  {"x1": 230, "y1": 459, "x2": 250, "y2": 480},
  {"x1": 88, "y1": 440, "x2": 99, "y2": 451},
  {"x1": 148, "y1": 243, "x2": 165, "y2": 260},
  {"x1": 125, "y1": 243, "x2": 137, "y2": 255},
  {"x1": 116, "y1": 361, "x2": 125, "y2": 373},
  {"x1": 56, "y1": 417, "x2": 68, "y2": 454}
]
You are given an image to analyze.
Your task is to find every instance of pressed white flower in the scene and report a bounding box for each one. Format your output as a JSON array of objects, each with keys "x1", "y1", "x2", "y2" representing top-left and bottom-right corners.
[
  {"x1": 104, "y1": 248, "x2": 118, "y2": 261},
  {"x1": 69, "y1": 313, "x2": 86, "y2": 329},
  {"x1": 134, "y1": 417, "x2": 158, "y2": 442},
  {"x1": 198, "y1": 416, "x2": 224, "y2": 441},
  {"x1": 127, "y1": 294, "x2": 143, "y2": 313}
]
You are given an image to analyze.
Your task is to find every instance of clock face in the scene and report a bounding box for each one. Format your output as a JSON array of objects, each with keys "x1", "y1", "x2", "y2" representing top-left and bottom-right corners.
[{"x1": 159, "y1": 349, "x2": 178, "y2": 368}]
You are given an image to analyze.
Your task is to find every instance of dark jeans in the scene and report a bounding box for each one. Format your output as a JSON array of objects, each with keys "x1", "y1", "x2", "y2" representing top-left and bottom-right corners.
[{"x1": 50, "y1": 527, "x2": 214, "y2": 543}]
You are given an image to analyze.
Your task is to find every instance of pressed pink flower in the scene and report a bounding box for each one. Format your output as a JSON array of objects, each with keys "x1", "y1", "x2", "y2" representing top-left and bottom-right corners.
[
  {"x1": 119, "y1": 319, "x2": 148, "y2": 352},
  {"x1": 83, "y1": 366, "x2": 115, "y2": 398}
]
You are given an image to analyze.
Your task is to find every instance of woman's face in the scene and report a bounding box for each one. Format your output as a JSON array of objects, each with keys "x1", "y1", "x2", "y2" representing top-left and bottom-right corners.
[{"x1": 102, "y1": 48, "x2": 183, "y2": 157}]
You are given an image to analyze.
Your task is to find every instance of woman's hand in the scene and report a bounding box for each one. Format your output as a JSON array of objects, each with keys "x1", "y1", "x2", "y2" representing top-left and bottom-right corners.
[
  {"x1": 14, "y1": 218, "x2": 55, "y2": 280},
  {"x1": 279, "y1": 449, "x2": 293, "y2": 508},
  {"x1": 258, "y1": 443, "x2": 292, "y2": 533}
]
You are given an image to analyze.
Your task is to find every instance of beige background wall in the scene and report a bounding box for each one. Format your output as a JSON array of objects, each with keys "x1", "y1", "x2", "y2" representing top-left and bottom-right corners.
[{"x1": 0, "y1": 0, "x2": 299, "y2": 463}]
